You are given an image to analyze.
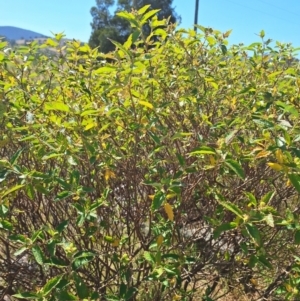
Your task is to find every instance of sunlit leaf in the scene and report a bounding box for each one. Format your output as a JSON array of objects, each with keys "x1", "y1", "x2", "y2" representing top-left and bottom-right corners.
[
  {"x1": 138, "y1": 100, "x2": 153, "y2": 109},
  {"x1": 138, "y1": 4, "x2": 151, "y2": 15},
  {"x1": 32, "y1": 245, "x2": 45, "y2": 265},
  {"x1": 267, "y1": 162, "x2": 283, "y2": 171},
  {"x1": 190, "y1": 146, "x2": 216, "y2": 155},
  {"x1": 2, "y1": 185, "x2": 24, "y2": 198},
  {"x1": 216, "y1": 196, "x2": 244, "y2": 219},
  {"x1": 42, "y1": 275, "x2": 63, "y2": 296},
  {"x1": 45, "y1": 102, "x2": 70, "y2": 112},
  {"x1": 255, "y1": 150, "x2": 271, "y2": 159},
  {"x1": 143, "y1": 251, "x2": 155, "y2": 264}
]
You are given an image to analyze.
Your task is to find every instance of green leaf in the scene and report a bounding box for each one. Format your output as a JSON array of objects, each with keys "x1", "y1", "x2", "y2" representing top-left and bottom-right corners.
[
  {"x1": 45, "y1": 38, "x2": 58, "y2": 47},
  {"x1": 95, "y1": 66, "x2": 117, "y2": 74},
  {"x1": 26, "y1": 184, "x2": 35, "y2": 200},
  {"x1": 161, "y1": 253, "x2": 181, "y2": 260},
  {"x1": 164, "y1": 267, "x2": 178, "y2": 276},
  {"x1": 248, "y1": 254, "x2": 258, "y2": 268},
  {"x1": 190, "y1": 146, "x2": 216, "y2": 155},
  {"x1": 109, "y1": 39, "x2": 132, "y2": 59},
  {"x1": 31, "y1": 229, "x2": 43, "y2": 243},
  {"x1": 224, "y1": 159, "x2": 245, "y2": 180},
  {"x1": 260, "y1": 191, "x2": 275, "y2": 205},
  {"x1": 10, "y1": 148, "x2": 23, "y2": 165},
  {"x1": 72, "y1": 251, "x2": 96, "y2": 270},
  {"x1": 42, "y1": 153, "x2": 64, "y2": 160},
  {"x1": 55, "y1": 191, "x2": 72, "y2": 201},
  {"x1": 45, "y1": 101, "x2": 70, "y2": 112},
  {"x1": 74, "y1": 274, "x2": 89, "y2": 299},
  {"x1": 0, "y1": 219, "x2": 13, "y2": 231},
  {"x1": 91, "y1": 292, "x2": 100, "y2": 300},
  {"x1": 288, "y1": 174, "x2": 300, "y2": 194},
  {"x1": 258, "y1": 255, "x2": 272, "y2": 269},
  {"x1": 213, "y1": 222, "x2": 237, "y2": 239},
  {"x1": 9, "y1": 234, "x2": 27, "y2": 243},
  {"x1": 50, "y1": 256, "x2": 69, "y2": 267},
  {"x1": 125, "y1": 287, "x2": 137, "y2": 300},
  {"x1": 143, "y1": 251, "x2": 155, "y2": 264},
  {"x1": 216, "y1": 195, "x2": 244, "y2": 218},
  {"x1": 123, "y1": 34, "x2": 132, "y2": 50},
  {"x1": 176, "y1": 152, "x2": 185, "y2": 167},
  {"x1": 57, "y1": 291, "x2": 77, "y2": 300},
  {"x1": 56, "y1": 220, "x2": 69, "y2": 233},
  {"x1": 104, "y1": 235, "x2": 114, "y2": 243},
  {"x1": 13, "y1": 292, "x2": 41, "y2": 299},
  {"x1": 131, "y1": 29, "x2": 141, "y2": 44},
  {"x1": 151, "y1": 191, "x2": 165, "y2": 210},
  {"x1": 138, "y1": 5, "x2": 151, "y2": 15},
  {"x1": 245, "y1": 224, "x2": 261, "y2": 247},
  {"x1": 141, "y1": 9, "x2": 161, "y2": 25},
  {"x1": 245, "y1": 192, "x2": 257, "y2": 206},
  {"x1": 2, "y1": 184, "x2": 24, "y2": 198},
  {"x1": 14, "y1": 247, "x2": 28, "y2": 256},
  {"x1": 253, "y1": 118, "x2": 274, "y2": 129},
  {"x1": 73, "y1": 250, "x2": 97, "y2": 259},
  {"x1": 116, "y1": 11, "x2": 140, "y2": 28},
  {"x1": 42, "y1": 275, "x2": 63, "y2": 296},
  {"x1": 294, "y1": 230, "x2": 300, "y2": 244},
  {"x1": 32, "y1": 245, "x2": 45, "y2": 265},
  {"x1": 221, "y1": 44, "x2": 227, "y2": 55},
  {"x1": 148, "y1": 131, "x2": 160, "y2": 144},
  {"x1": 119, "y1": 283, "x2": 127, "y2": 298}
]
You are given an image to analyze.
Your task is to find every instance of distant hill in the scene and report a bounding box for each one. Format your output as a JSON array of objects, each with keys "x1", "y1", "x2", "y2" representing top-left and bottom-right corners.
[{"x1": 0, "y1": 26, "x2": 48, "y2": 41}]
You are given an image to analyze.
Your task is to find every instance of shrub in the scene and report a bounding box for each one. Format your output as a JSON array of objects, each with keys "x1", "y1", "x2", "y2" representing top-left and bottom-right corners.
[{"x1": 0, "y1": 7, "x2": 300, "y2": 301}]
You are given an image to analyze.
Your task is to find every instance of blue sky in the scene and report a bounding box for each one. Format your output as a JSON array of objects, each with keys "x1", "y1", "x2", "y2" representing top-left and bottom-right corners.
[{"x1": 0, "y1": 0, "x2": 300, "y2": 48}]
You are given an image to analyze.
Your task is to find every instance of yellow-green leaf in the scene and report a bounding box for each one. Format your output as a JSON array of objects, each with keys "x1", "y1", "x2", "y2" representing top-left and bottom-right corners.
[
  {"x1": 267, "y1": 162, "x2": 283, "y2": 171},
  {"x1": 2, "y1": 185, "x2": 24, "y2": 198},
  {"x1": 45, "y1": 102, "x2": 69, "y2": 112},
  {"x1": 138, "y1": 100, "x2": 153, "y2": 109},
  {"x1": 190, "y1": 146, "x2": 216, "y2": 155}
]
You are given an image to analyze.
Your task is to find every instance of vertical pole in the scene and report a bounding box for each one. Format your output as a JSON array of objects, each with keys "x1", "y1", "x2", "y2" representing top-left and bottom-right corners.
[{"x1": 194, "y1": 0, "x2": 199, "y2": 32}]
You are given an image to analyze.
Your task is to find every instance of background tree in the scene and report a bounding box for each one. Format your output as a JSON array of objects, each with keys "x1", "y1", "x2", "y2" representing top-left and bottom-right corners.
[{"x1": 89, "y1": 0, "x2": 180, "y2": 52}]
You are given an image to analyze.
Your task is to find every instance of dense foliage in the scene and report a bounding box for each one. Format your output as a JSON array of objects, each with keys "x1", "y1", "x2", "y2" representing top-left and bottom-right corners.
[
  {"x1": 89, "y1": 0, "x2": 179, "y2": 52},
  {"x1": 1, "y1": 7, "x2": 300, "y2": 301}
]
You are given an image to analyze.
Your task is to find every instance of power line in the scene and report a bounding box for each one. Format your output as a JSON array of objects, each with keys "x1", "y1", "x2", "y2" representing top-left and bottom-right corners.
[
  {"x1": 256, "y1": 0, "x2": 300, "y2": 18},
  {"x1": 227, "y1": 0, "x2": 300, "y2": 27}
]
